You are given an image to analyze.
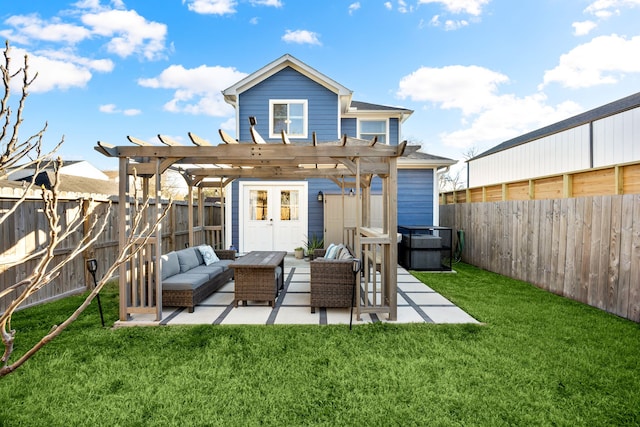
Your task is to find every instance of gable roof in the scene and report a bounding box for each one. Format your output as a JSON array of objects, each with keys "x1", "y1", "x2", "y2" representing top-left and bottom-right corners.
[
  {"x1": 346, "y1": 100, "x2": 413, "y2": 123},
  {"x1": 223, "y1": 54, "x2": 353, "y2": 112},
  {"x1": 472, "y1": 91, "x2": 640, "y2": 161}
]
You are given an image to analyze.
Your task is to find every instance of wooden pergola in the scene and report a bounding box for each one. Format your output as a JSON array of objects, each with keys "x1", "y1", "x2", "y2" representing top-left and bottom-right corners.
[{"x1": 95, "y1": 132, "x2": 406, "y2": 322}]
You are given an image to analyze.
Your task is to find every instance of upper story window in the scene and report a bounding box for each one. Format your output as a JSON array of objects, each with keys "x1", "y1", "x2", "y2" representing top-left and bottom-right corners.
[
  {"x1": 359, "y1": 120, "x2": 387, "y2": 144},
  {"x1": 269, "y1": 99, "x2": 308, "y2": 138}
]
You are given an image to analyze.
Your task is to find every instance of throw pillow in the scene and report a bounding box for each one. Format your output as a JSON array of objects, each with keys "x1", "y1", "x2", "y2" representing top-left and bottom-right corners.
[
  {"x1": 324, "y1": 243, "x2": 338, "y2": 259},
  {"x1": 197, "y1": 245, "x2": 219, "y2": 266}
]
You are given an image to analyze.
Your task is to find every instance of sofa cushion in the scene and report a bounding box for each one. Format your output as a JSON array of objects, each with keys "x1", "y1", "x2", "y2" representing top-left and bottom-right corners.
[
  {"x1": 189, "y1": 265, "x2": 224, "y2": 279},
  {"x1": 177, "y1": 248, "x2": 201, "y2": 273},
  {"x1": 197, "y1": 244, "x2": 219, "y2": 266},
  {"x1": 162, "y1": 272, "x2": 210, "y2": 291},
  {"x1": 211, "y1": 259, "x2": 234, "y2": 270},
  {"x1": 161, "y1": 251, "x2": 181, "y2": 280}
]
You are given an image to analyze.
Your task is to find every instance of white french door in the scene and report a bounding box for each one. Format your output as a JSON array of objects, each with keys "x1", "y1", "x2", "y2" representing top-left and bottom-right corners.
[{"x1": 240, "y1": 182, "x2": 308, "y2": 252}]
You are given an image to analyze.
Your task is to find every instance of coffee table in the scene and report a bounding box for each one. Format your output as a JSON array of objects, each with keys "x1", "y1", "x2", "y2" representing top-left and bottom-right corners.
[{"x1": 230, "y1": 251, "x2": 286, "y2": 307}]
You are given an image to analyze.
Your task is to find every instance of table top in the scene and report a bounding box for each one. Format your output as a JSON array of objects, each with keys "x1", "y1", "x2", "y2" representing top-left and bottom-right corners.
[{"x1": 229, "y1": 251, "x2": 287, "y2": 268}]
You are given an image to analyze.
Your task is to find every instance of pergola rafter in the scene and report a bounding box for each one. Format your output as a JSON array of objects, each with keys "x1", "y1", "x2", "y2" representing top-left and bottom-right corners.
[{"x1": 96, "y1": 133, "x2": 403, "y2": 322}]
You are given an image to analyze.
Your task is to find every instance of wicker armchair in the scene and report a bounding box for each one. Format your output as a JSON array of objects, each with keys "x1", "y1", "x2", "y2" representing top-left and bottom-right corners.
[{"x1": 310, "y1": 248, "x2": 359, "y2": 313}]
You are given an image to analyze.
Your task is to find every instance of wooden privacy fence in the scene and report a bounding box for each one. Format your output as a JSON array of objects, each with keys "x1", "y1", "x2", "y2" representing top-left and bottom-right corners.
[
  {"x1": 0, "y1": 189, "x2": 221, "y2": 313},
  {"x1": 440, "y1": 194, "x2": 640, "y2": 323}
]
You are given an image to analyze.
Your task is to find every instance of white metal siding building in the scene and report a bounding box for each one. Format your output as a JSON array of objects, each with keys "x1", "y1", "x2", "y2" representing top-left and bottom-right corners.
[{"x1": 468, "y1": 92, "x2": 640, "y2": 188}]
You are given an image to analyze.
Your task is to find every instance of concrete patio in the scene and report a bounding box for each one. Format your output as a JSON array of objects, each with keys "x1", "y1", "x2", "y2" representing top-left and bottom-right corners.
[{"x1": 116, "y1": 255, "x2": 478, "y2": 327}]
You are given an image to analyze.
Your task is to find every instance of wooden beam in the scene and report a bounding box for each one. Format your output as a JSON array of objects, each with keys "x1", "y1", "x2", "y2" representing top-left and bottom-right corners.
[
  {"x1": 218, "y1": 129, "x2": 238, "y2": 144},
  {"x1": 189, "y1": 132, "x2": 213, "y2": 146},
  {"x1": 250, "y1": 126, "x2": 267, "y2": 144},
  {"x1": 280, "y1": 129, "x2": 291, "y2": 144},
  {"x1": 127, "y1": 136, "x2": 153, "y2": 146},
  {"x1": 110, "y1": 144, "x2": 404, "y2": 160},
  {"x1": 157, "y1": 134, "x2": 183, "y2": 146}
]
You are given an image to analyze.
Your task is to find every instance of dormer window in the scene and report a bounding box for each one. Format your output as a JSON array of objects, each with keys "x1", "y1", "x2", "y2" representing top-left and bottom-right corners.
[
  {"x1": 269, "y1": 99, "x2": 308, "y2": 138},
  {"x1": 359, "y1": 119, "x2": 388, "y2": 144}
]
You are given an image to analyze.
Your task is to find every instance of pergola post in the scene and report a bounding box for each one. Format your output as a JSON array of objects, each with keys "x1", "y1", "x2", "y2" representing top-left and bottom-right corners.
[{"x1": 118, "y1": 157, "x2": 129, "y2": 321}]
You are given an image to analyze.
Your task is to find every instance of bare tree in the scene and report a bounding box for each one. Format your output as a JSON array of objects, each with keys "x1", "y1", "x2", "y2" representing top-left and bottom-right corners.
[
  {"x1": 0, "y1": 41, "x2": 169, "y2": 376},
  {"x1": 438, "y1": 146, "x2": 482, "y2": 193}
]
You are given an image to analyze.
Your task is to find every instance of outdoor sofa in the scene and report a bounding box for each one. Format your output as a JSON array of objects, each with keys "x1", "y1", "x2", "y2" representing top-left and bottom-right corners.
[
  {"x1": 310, "y1": 244, "x2": 360, "y2": 313},
  {"x1": 160, "y1": 246, "x2": 235, "y2": 312}
]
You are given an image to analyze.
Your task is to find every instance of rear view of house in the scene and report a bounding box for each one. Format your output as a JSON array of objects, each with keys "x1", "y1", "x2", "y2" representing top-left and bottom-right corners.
[{"x1": 221, "y1": 54, "x2": 455, "y2": 252}]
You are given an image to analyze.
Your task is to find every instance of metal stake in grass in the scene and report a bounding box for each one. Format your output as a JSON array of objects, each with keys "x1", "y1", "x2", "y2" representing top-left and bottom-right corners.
[{"x1": 86, "y1": 259, "x2": 104, "y2": 327}]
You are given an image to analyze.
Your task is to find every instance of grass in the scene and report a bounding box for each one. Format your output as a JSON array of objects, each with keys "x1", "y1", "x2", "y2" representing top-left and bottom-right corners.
[{"x1": 0, "y1": 263, "x2": 638, "y2": 426}]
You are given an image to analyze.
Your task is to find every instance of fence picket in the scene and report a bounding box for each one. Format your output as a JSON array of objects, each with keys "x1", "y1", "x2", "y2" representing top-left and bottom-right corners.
[{"x1": 440, "y1": 194, "x2": 640, "y2": 323}]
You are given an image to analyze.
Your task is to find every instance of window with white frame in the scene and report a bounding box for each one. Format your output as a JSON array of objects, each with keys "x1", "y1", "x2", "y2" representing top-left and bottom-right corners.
[
  {"x1": 359, "y1": 120, "x2": 387, "y2": 144},
  {"x1": 269, "y1": 100, "x2": 308, "y2": 138}
]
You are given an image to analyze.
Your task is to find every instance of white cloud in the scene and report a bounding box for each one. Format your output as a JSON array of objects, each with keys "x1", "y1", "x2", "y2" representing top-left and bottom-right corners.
[
  {"x1": 250, "y1": 0, "x2": 283, "y2": 6},
  {"x1": 220, "y1": 117, "x2": 236, "y2": 132},
  {"x1": 8, "y1": 47, "x2": 102, "y2": 92},
  {"x1": 397, "y1": 64, "x2": 584, "y2": 148},
  {"x1": 183, "y1": 0, "x2": 237, "y2": 15},
  {"x1": 430, "y1": 15, "x2": 469, "y2": 30},
  {"x1": 418, "y1": 0, "x2": 490, "y2": 16},
  {"x1": 584, "y1": 0, "x2": 640, "y2": 17},
  {"x1": 99, "y1": 104, "x2": 141, "y2": 116},
  {"x1": 349, "y1": 2, "x2": 361, "y2": 15},
  {"x1": 3, "y1": 14, "x2": 91, "y2": 44},
  {"x1": 282, "y1": 29, "x2": 322, "y2": 45},
  {"x1": 138, "y1": 64, "x2": 247, "y2": 116},
  {"x1": 438, "y1": 94, "x2": 582, "y2": 148},
  {"x1": 572, "y1": 20, "x2": 597, "y2": 36},
  {"x1": 81, "y1": 9, "x2": 167, "y2": 60},
  {"x1": 397, "y1": 65, "x2": 509, "y2": 115},
  {"x1": 541, "y1": 34, "x2": 640, "y2": 89},
  {"x1": 384, "y1": 2, "x2": 393, "y2": 10},
  {"x1": 74, "y1": 0, "x2": 126, "y2": 12},
  {"x1": 36, "y1": 48, "x2": 115, "y2": 72},
  {"x1": 99, "y1": 104, "x2": 118, "y2": 113}
]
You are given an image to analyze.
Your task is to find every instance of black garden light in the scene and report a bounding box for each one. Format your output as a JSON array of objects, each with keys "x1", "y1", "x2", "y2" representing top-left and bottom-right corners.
[{"x1": 86, "y1": 258, "x2": 105, "y2": 327}]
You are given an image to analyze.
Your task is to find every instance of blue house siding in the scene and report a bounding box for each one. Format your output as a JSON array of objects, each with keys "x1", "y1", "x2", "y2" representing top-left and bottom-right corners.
[
  {"x1": 238, "y1": 67, "x2": 339, "y2": 142},
  {"x1": 397, "y1": 169, "x2": 434, "y2": 226},
  {"x1": 389, "y1": 118, "x2": 399, "y2": 146},
  {"x1": 341, "y1": 118, "x2": 356, "y2": 138}
]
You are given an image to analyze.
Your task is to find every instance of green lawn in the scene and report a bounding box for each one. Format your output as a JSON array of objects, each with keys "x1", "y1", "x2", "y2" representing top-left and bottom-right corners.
[{"x1": 1, "y1": 263, "x2": 638, "y2": 426}]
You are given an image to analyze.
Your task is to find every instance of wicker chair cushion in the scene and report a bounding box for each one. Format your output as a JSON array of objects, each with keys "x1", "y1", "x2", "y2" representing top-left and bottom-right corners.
[
  {"x1": 197, "y1": 245, "x2": 219, "y2": 265},
  {"x1": 161, "y1": 251, "x2": 181, "y2": 280},
  {"x1": 177, "y1": 248, "x2": 201, "y2": 273},
  {"x1": 162, "y1": 272, "x2": 210, "y2": 291}
]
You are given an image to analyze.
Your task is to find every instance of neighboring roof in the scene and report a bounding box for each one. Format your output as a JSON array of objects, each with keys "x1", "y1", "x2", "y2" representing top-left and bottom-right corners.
[
  {"x1": 472, "y1": 91, "x2": 640, "y2": 161},
  {"x1": 223, "y1": 54, "x2": 353, "y2": 112},
  {"x1": 347, "y1": 100, "x2": 413, "y2": 123},
  {"x1": 14, "y1": 171, "x2": 119, "y2": 196},
  {"x1": 399, "y1": 145, "x2": 457, "y2": 168}
]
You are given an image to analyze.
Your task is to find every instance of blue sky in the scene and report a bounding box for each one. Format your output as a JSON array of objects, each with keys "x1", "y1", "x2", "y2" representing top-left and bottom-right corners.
[{"x1": 2, "y1": 0, "x2": 640, "y2": 171}]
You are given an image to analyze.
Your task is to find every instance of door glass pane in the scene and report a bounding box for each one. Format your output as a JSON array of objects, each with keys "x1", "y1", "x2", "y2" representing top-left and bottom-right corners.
[
  {"x1": 280, "y1": 190, "x2": 299, "y2": 221},
  {"x1": 250, "y1": 190, "x2": 268, "y2": 220}
]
